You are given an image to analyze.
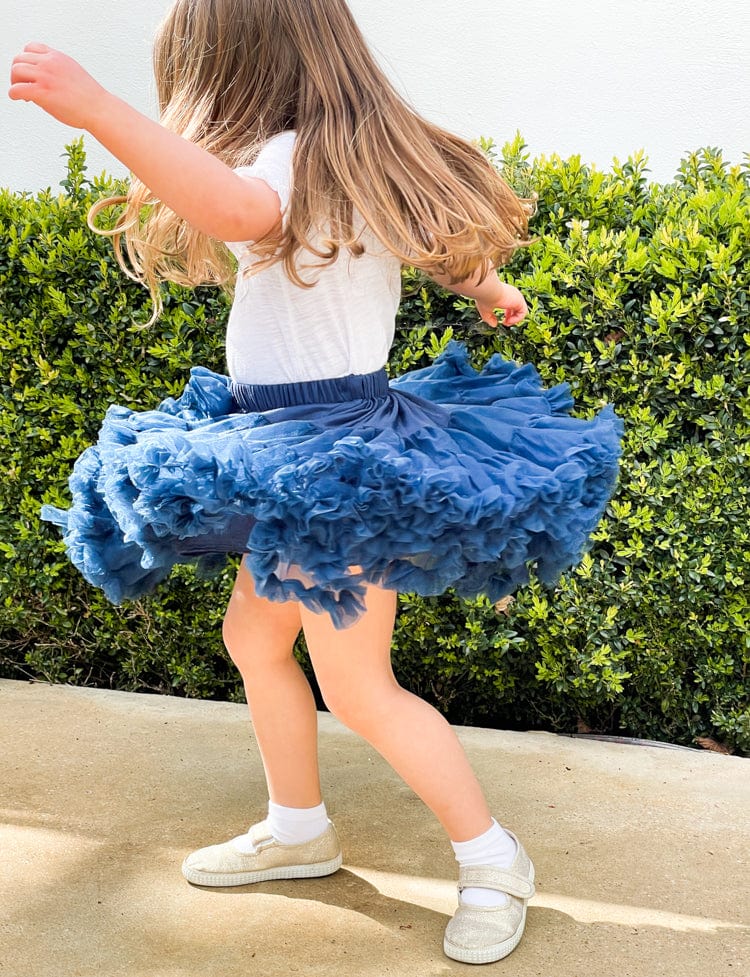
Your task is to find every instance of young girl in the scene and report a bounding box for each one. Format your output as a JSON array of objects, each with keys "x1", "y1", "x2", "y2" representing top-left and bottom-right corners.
[{"x1": 10, "y1": 0, "x2": 621, "y2": 965}]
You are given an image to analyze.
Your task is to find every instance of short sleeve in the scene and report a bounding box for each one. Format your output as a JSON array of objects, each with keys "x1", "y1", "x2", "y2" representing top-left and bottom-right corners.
[{"x1": 226, "y1": 130, "x2": 296, "y2": 258}]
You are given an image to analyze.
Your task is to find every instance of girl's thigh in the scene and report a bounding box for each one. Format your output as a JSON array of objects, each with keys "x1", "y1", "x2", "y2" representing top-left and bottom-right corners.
[{"x1": 299, "y1": 583, "x2": 399, "y2": 715}]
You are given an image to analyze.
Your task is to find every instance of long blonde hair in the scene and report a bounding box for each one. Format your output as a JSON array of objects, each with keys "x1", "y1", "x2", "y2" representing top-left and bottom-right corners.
[{"x1": 91, "y1": 0, "x2": 531, "y2": 308}]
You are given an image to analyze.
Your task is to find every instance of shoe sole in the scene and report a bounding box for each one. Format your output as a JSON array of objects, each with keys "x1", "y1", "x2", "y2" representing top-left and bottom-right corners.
[
  {"x1": 181, "y1": 851, "x2": 343, "y2": 887},
  {"x1": 443, "y1": 861, "x2": 535, "y2": 965}
]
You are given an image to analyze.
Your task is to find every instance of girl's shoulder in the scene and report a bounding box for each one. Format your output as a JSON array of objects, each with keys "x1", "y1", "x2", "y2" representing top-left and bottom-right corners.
[
  {"x1": 228, "y1": 132, "x2": 297, "y2": 255},
  {"x1": 234, "y1": 131, "x2": 296, "y2": 208},
  {"x1": 265, "y1": 129, "x2": 297, "y2": 147},
  {"x1": 255, "y1": 130, "x2": 297, "y2": 164},
  {"x1": 235, "y1": 130, "x2": 296, "y2": 176}
]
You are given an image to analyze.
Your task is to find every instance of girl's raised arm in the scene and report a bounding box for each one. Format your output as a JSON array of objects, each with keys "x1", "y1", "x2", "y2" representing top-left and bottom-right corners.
[{"x1": 8, "y1": 44, "x2": 281, "y2": 243}]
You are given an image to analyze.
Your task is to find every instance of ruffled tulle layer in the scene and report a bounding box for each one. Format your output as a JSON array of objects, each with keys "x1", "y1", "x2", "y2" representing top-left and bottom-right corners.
[{"x1": 42, "y1": 341, "x2": 623, "y2": 627}]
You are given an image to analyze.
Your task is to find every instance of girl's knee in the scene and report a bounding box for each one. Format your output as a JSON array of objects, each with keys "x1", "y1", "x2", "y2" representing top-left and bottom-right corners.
[
  {"x1": 221, "y1": 610, "x2": 249, "y2": 667},
  {"x1": 222, "y1": 611, "x2": 256, "y2": 674},
  {"x1": 222, "y1": 562, "x2": 302, "y2": 670},
  {"x1": 317, "y1": 674, "x2": 398, "y2": 731},
  {"x1": 222, "y1": 598, "x2": 300, "y2": 673}
]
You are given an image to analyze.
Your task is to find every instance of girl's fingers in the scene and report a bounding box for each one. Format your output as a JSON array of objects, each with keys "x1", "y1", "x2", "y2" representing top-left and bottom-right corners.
[
  {"x1": 13, "y1": 53, "x2": 46, "y2": 68},
  {"x1": 10, "y1": 63, "x2": 38, "y2": 83},
  {"x1": 8, "y1": 84, "x2": 34, "y2": 101},
  {"x1": 9, "y1": 45, "x2": 51, "y2": 86},
  {"x1": 10, "y1": 52, "x2": 46, "y2": 95},
  {"x1": 497, "y1": 307, "x2": 523, "y2": 327},
  {"x1": 506, "y1": 303, "x2": 528, "y2": 326}
]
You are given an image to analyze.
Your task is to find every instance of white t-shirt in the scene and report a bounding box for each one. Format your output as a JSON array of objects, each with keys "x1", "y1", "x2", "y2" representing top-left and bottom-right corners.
[{"x1": 225, "y1": 131, "x2": 402, "y2": 385}]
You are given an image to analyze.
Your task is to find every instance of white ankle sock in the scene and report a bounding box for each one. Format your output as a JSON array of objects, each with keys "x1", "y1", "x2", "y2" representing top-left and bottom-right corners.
[
  {"x1": 451, "y1": 819, "x2": 518, "y2": 908},
  {"x1": 266, "y1": 800, "x2": 330, "y2": 845},
  {"x1": 231, "y1": 800, "x2": 330, "y2": 853}
]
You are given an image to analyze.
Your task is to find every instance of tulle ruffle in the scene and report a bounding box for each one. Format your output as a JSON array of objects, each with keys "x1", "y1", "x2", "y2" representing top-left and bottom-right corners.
[{"x1": 42, "y1": 341, "x2": 623, "y2": 627}]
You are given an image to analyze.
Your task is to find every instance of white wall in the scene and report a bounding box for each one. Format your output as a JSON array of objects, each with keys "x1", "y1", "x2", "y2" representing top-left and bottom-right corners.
[{"x1": 2, "y1": 0, "x2": 748, "y2": 192}]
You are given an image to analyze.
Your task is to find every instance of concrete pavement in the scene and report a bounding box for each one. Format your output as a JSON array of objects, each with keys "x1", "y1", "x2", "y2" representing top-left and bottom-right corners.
[{"x1": 1, "y1": 677, "x2": 748, "y2": 977}]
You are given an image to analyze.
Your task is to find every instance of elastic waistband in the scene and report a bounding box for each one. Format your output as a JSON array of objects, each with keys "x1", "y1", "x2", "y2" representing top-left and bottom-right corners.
[{"x1": 231, "y1": 368, "x2": 389, "y2": 413}]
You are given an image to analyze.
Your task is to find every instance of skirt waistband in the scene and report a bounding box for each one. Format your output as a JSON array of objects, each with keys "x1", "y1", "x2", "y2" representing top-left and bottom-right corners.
[{"x1": 231, "y1": 368, "x2": 389, "y2": 412}]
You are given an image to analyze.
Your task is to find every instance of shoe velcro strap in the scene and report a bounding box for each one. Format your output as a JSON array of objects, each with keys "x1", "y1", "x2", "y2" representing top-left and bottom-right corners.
[
  {"x1": 248, "y1": 821, "x2": 275, "y2": 848},
  {"x1": 458, "y1": 866, "x2": 535, "y2": 900}
]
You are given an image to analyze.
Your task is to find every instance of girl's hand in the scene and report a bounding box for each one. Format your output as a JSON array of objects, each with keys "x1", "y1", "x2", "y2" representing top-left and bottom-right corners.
[
  {"x1": 476, "y1": 282, "x2": 528, "y2": 328},
  {"x1": 9, "y1": 43, "x2": 109, "y2": 130},
  {"x1": 431, "y1": 268, "x2": 529, "y2": 328}
]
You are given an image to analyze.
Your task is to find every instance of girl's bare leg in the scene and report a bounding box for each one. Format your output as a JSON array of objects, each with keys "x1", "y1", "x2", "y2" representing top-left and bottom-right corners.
[
  {"x1": 222, "y1": 560, "x2": 322, "y2": 808},
  {"x1": 300, "y1": 584, "x2": 493, "y2": 842}
]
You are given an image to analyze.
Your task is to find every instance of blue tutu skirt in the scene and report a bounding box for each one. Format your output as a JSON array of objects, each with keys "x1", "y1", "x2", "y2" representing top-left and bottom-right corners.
[{"x1": 42, "y1": 341, "x2": 623, "y2": 627}]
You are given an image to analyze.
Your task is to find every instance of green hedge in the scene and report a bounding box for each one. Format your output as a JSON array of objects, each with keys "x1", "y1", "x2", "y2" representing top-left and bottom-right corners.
[{"x1": 1, "y1": 138, "x2": 748, "y2": 753}]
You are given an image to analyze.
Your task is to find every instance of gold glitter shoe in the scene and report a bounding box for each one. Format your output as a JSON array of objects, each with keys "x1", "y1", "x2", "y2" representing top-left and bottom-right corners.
[
  {"x1": 181, "y1": 819, "x2": 343, "y2": 886},
  {"x1": 443, "y1": 831, "x2": 535, "y2": 965}
]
